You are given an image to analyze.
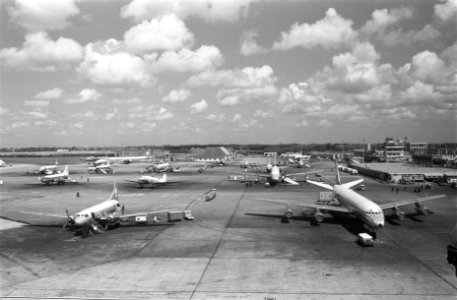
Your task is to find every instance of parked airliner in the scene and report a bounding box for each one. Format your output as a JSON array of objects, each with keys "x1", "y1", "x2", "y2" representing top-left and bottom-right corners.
[
  {"x1": 259, "y1": 161, "x2": 445, "y2": 238},
  {"x1": 39, "y1": 165, "x2": 75, "y2": 185}
]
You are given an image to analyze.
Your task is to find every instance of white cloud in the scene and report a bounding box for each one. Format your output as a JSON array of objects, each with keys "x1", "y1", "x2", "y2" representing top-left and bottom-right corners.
[
  {"x1": 104, "y1": 108, "x2": 118, "y2": 121},
  {"x1": 434, "y1": 0, "x2": 457, "y2": 22},
  {"x1": 121, "y1": 0, "x2": 253, "y2": 23},
  {"x1": 162, "y1": 89, "x2": 191, "y2": 103},
  {"x1": 313, "y1": 42, "x2": 394, "y2": 94},
  {"x1": 0, "y1": 32, "x2": 83, "y2": 71},
  {"x1": 124, "y1": 14, "x2": 194, "y2": 53},
  {"x1": 8, "y1": 0, "x2": 79, "y2": 32},
  {"x1": 78, "y1": 41, "x2": 153, "y2": 86},
  {"x1": 206, "y1": 114, "x2": 225, "y2": 122},
  {"x1": 24, "y1": 99, "x2": 49, "y2": 107},
  {"x1": 217, "y1": 85, "x2": 278, "y2": 106},
  {"x1": 187, "y1": 65, "x2": 276, "y2": 88},
  {"x1": 128, "y1": 105, "x2": 173, "y2": 120},
  {"x1": 65, "y1": 89, "x2": 102, "y2": 104},
  {"x1": 295, "y1": 120, "x2": 309, "y2": 127},
  {"x1": 190, "y1": 99, "x2": 208, "y2": 113},
  {"x1": 272, "y1": 8, "x2": 358, "y2": 51},
  {"x1": 240, "y1": 30, "x2": 268, "y2": 56},
  {"x1": 147, "y1": 45, "x2": 223, "y2": 73},
  {"x1": 28, "y1": 111, "x2": 47, "y2": 119},
  {"x1": 35, "y1": 87, "x2": 63, "y2": 99},
  {"x1": 232, "y1": 113, "x2": 242, "y2": 122},
  {"x1": 360, "y1": 7, "x2": 413, "y2": 37},
  {"x1": 361, "y1": 8, "x2": 441, "y2": 47},
  {"x1": 114, "y1": 97, "x2": 142, "y2": 105},
  {"x1": 317, "y1": 119, "x2": 333, "y2": 128}
]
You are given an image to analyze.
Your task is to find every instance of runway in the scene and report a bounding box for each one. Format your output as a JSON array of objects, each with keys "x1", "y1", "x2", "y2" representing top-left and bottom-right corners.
[{"x1": 1, "y1": 161, "x2": 456, "y2": 299}]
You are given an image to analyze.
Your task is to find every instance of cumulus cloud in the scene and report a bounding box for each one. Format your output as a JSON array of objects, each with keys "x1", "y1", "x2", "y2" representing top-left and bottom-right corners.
[
  {"x1": 206, "y1": 114, "x2": 225, "y2": 122},
  {"x1": 65, "y1": 89, "x2": 102, "y2": 104},
  {"x1": 124, "y1": 14, "x2": 194, "y2": 53},
  {"x1": 272, "y1": 8, "x2": 358, "y2": 51},
  {"x1": 232, "y1": 113, "x2": 242, "y2": 122},
  {"x1": 434, "y1": 0, "x2": 457, "y2": 22},
  {"x1": 24, "y1": 99, "x2": 50, "y2": 107},
  {"x1": 128, "y1": 105, "x2": 173, "y2": 120},
  {"x1": 104, "y1": 108, "x2": 118, "y2": 121},
  {"x1": 187, "y1": 65, "x2": 276, "y2": 88},
  {"x1": 146, "y1": 45, "x2": 223, "y2": 73},
  {"x1": 35, "y1": 87, "x2": 63, "y2": 99},
  {"x1": 313, "y1": 42, "x2": 395, "y2": 94},
  {"x1": 121, "y1": 0, "x2": 253, "y2": 23},
  {"x1": 240, "y1": 30, "x2": 268, "y2": 56},
  {"x1": 187, "y1": 65, "x2": 278, "y2": 106},
  {"x1": 8, "y1": 0, "x2": 80, "y2": 32},
  {"x1": 162, "y1": 89, "x2": 191, "y2": 103},
  {"x1": 360, "y1": 8, "x2": 441, "y2": 47},
  {"x1": 78, "y1": 41, "x2": 153, "y2": 86},
  {"x1": 0, "y1": 32, "x2": 83, "y2": 71},
  {"x1": 190, "y1": 99, "x2": 208, "y2": 113}
]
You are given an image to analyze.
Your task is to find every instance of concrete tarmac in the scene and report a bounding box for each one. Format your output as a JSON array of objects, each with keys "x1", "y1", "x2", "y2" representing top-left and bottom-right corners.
[{"x1": 0, "y1": 161, "x2": 456, "y2": 299}]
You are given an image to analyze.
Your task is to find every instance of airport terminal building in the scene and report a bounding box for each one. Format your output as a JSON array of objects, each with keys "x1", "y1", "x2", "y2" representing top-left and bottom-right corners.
[{"x1": 349, "y1": 162, "x2": 457, "y2": 184}]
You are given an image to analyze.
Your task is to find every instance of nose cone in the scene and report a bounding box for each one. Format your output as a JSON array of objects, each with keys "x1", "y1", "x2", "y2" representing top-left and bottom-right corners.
[{"x1": 74, "y1": 217, "x2": 86, "y2": 226}]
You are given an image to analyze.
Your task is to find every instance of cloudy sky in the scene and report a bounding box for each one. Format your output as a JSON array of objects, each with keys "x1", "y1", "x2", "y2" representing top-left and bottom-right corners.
[{"x1": 1, "y1": 0, "x2": 456, "y2": 147}]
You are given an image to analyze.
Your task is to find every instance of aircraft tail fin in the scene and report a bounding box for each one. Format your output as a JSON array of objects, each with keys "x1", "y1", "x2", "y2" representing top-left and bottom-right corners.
[
  {"x1": 162, "y1": 173, "x2": 167, "y2": 182},
  {"x1": 63, "y1": 165, "x2": 69, "y2": 175},
  {"x1": 335, "y1": 160, "x2": 341, "y2": 185},
  {"x1": 109, "y1": 181, "x2": 119, "y2": 201}
]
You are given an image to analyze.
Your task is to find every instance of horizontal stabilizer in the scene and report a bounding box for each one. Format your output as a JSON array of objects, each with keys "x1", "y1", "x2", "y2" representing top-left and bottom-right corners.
[
  {"x1": 306, "y1": 180, "x2": 334, "y2": 191},
  {"x1": 283, "y1": 177, "x2": 299, "y2": 185}
]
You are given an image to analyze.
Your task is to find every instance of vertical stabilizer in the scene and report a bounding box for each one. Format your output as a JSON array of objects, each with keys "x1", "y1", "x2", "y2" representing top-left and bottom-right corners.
[
  {"x1": 335, "y1": 160, "x2": 341, "y2": 185},
  {"x1": 162, "y1": 173, "x2": 167, "y2": 182},
  {"x1": 63, "y1": 165, "x2": 69, "y2": 176},
  {"x1": 109, "y1": 181, "x2": 119, "y2": 201}
]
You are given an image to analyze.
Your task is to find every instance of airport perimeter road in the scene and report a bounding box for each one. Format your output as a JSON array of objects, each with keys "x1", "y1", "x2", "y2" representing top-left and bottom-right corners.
[{"x1": 1, "y1": 161, "x2": 456, "y2": 299}]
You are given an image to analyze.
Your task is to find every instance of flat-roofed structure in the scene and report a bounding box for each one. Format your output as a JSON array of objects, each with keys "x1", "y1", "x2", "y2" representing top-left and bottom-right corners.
[{"x1": 350, "y1": 162, "x2": 457, "y2": 183}]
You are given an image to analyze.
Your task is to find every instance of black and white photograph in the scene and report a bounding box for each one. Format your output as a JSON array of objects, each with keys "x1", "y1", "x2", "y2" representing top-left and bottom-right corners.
[{"x1": 1, "y1": 0, "x2": 456, "y2": 299}]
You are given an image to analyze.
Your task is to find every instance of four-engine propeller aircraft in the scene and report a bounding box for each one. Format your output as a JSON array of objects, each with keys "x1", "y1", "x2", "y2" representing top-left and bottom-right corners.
[
  {"x1": 88, "y1": 161, "x2": 114, "y2": 174},
  {"x1": 93, "y1": 151, "x2": 152, "y2": 166},
  {"x1": 37, "y1": 160, "x2": 59, "y2": 175},
  {"x1": 229, "y1": 165, "x2": 319, "y2": 187},
  {"x1": 39, "y1": 165, "x2": 76, "y2": 185},
  {"x1": 124, "y1": 174, "x2": 177, "y2": 189},
  {"x1": 248, "y1": 161, "x2": 445, "y2": 239},
  {"x1": 63, "y1": 183, "x2": 217, "y2": 237},
  {"x1": 140, "y1": 162, "x2": 180, "y2": 173}
]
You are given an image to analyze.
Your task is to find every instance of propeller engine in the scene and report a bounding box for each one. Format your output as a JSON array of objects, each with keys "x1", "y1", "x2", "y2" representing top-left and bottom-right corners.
[
  {"x1": 392, "y1": 207, "x2": 405, "y2": 221},
  {"x1": 415, "y1": 203, "x2": 431, "y2": 216},
  {"x1": 63, "y1": 209, "x2": 75, "y2": 229},
  {"x1": 314, "y1": 211, "x2": 325, "y2": 223}
]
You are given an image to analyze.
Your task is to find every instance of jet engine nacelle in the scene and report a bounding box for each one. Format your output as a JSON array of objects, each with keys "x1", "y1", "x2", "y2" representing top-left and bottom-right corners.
[
  {"x1": 392, "y1": 207, "x2": 405, "y2": 221},
  {"x1": 314, "y1": 211, "x2": 324, "y2": 223},
  {"x1": 415, "y1": 203, "x2": 431, "y2": 216},
  {"x1": 284, "y1": 209, "x2": 294, "y2": 219},
  {"x1": 264, "y1": 182, "x2": 270, "y2": 188}
]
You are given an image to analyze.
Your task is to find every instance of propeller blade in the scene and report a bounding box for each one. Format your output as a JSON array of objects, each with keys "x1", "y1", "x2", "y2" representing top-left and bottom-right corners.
[{"x1": 121, "y1": 205, "x2": 125, "y2": 215}]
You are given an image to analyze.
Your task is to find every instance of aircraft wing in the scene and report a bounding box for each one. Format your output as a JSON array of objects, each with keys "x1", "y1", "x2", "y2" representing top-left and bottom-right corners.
[
  {"x1": 286, "y1": 170, "x2": 324, "y2": 176},
  {"x1": 118, "y1": 210, "x2": 172, "y2": 219},
  {"x1": 248, "y1": 198, "x2": 351, "y2": 213},
  {"x1": 379, "y1": 194, "x2": 446, "y2": 210},
  {"x1": 283, "y1": 177, "x2": 299, "y2": 185},
  {"x1": 230, "y1": 171, "x2": 270, "y2": 178},
  {"x1": 124, "y1": 179, "x2": 139, "y2": 183}
]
